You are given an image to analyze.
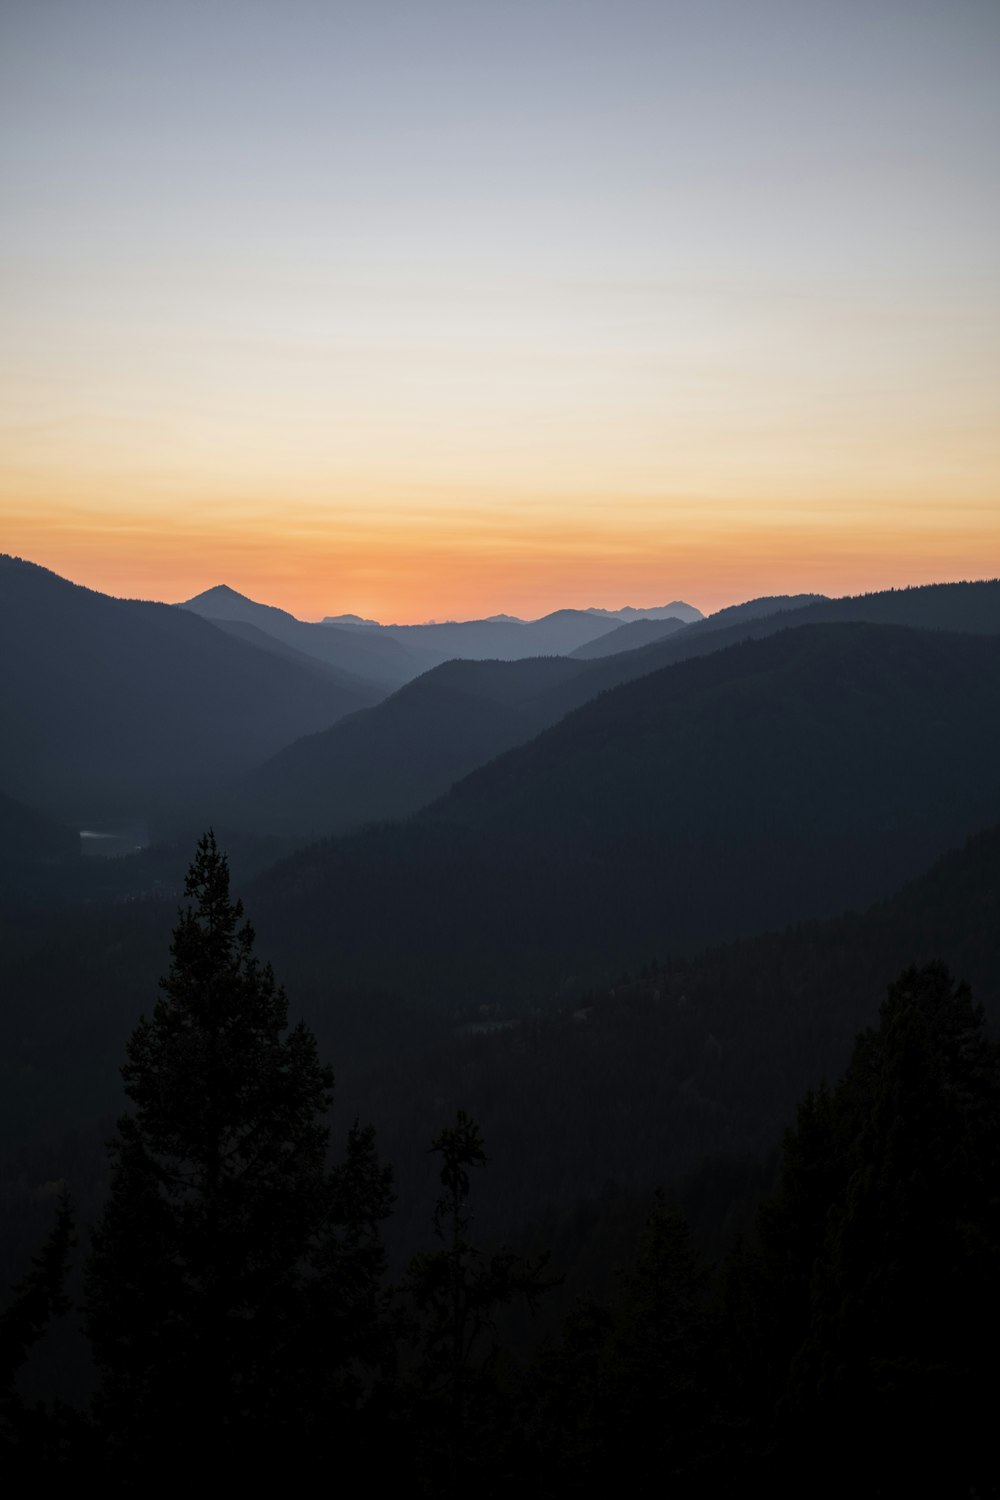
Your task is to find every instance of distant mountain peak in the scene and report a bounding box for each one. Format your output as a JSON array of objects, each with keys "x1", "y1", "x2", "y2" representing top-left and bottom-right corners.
[
  {"x1": 585, "y1": 601, "x2": 704, "y2": 624},
  {"x1": 321, "y1": 613, "x2": 382, "y2": 629},
  {"x1": 182, "y1": 583, "x2": 253, "y2": 606}
]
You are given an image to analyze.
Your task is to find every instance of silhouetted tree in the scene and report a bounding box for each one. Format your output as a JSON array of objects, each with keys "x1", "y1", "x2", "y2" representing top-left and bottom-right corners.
[
  {"x1": 527, "y1": 1193, "x2": 721, "y2": 1493},
  {"x1": 733, "y1": 962, "x2": 1000, "y2": 1492},
  {"x1": 402, "y1": 1110, "x2": 553, "y2": 1494},
  {"x1": 1, "y1": 1187, "x2": 78, "y2": 1467},
  {"x1": 85, "y1": 831, "x2": 392, "y2": 1480}
]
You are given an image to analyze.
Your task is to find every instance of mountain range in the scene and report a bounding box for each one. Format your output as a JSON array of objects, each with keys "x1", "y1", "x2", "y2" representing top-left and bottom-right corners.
[
  {"x1": 247, "y1": 616, "x2": 1000, "y2": 1012},
  {"x1": 5, "y1": 550, "x2": 1000, "y2": 1375},
  {"x1": 221, "y1": 578, "x2": 1000, "y2": 841},
  {"x1": 0, "y1": 556, "x2": 379, "y2": 820},
  {"x1": 188, "y1": 586, "x2": 705, "y2": 673}
]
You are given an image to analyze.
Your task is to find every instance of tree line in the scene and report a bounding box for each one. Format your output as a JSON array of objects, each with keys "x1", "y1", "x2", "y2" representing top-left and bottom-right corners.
[{"x1": 3, "y1": 835, "x2": 997, "y2": 1494}]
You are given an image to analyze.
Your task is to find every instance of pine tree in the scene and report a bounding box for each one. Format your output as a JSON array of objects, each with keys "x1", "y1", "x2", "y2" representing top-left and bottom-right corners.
[
  {"x1": 738, "y1": 962, "x2": 1000, "y2": 1491},
  {"x1": 402, "y1": 1111, "x2": 553, "y2": 1493},
  {"x1": 527, "y1": 1193, "x2": 720, "y2": 1492},
  {"x1": 85, "y1": 831, "x2": 392, "y2": 1478},
  {"x1": 1, "y1": 1187, "x2": 77, "y2": 1465}
]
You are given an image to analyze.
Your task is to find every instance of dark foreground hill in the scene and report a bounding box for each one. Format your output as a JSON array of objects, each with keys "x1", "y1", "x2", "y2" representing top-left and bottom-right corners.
[
  {"x1": 4, "y1": 797, "x2": 999, "y2": 1305},
  {"x1": 0, "y1": 556, "x2": 381, "y2": 821},
  {"x1": 342, "y1": 819, "x2": 1000, "y2": 1259},
  {"x1": 3, "y1": 830, "x2": 995, "y2": 1488},
  {"x1": 251, "y1": 622, "x2": 1000, "y2": 1006}
]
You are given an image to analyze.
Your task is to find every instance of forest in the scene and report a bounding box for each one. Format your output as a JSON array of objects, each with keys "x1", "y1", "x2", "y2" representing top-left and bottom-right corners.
[{"x1": 2, "y1": 559, "x2": 999, "y2": 1492}]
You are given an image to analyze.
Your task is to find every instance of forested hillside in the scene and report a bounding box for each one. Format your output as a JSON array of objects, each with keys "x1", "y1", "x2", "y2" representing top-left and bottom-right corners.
[
  {"x1": 0, "y1": 557, "x2": 382, "y2": 821},
  {"x1": 3, "y1": 565, "x2": 998, "y2": 1490},
  {"x1": 224, "y1": 578, "x2": 1000, "y2": 842}
]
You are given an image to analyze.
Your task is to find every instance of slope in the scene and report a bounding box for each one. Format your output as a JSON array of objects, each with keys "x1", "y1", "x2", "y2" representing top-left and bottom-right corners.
[
  {"x1": 252, "y1": 621, "x2": 1000, "y2": 1008},
  {"x1": 0, "y1": 556, "x2": 377, "y2": 821},
  {"x1": 568, "y1": 615, "x2": 689, "y2": 660},
  {"x1": 227, "y1": 656, "x2": 586, "y2": 836},
  {"x1": 379, "y1": 608, "x2": 630, "y2": 664},
  {"x1": 180, "y1": 583, "x2": 417, "y2": 687},
  {"x1": 554, "y1": 578, "x2": 1000, "y2": 705},
  {"x1": 339, "y1": 820, "x2": 1000, "y2": 1259},
  {"x1": 232, "y1": 580, "x2": 1000, "y2": 842},
  {"x1": 569, "y1": 593, "x2": 823, "y2": 661}
]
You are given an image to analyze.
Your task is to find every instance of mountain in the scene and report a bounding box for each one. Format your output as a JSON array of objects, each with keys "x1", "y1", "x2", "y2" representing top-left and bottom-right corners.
[
  {"x1": 230, "y1": 580, "x2": 1000, "y2": 843},
  {"x1": 225, "y1": 656, "x2": 586, "y2": 836},
  {"x1": 322, "y1": 613, "x2": 382, "y2": 629},
  {"x1": 376, "y1": 608, "x2": 632, "y2": 665},
  {"x1": 681, "y1": 591, "x2": 825, "y2": 631},
  {"x1": 199, "y1": 615, "x2": 398, "y2": 688},
  {"x1": 585, "y1": 600, "x2": 704, "y2": 624},
  {"x1": 309, "y1": 601, "x2": 705, "y2": 669},
  {"x1": 180, "y1": 584, "x2": 418, "y2": 687},
  {"x1": 250, "y1": 621, "x2": 1000, "y2": 1007},
  {"x1": 336, "y1": 820, "x2": 1000, "y2": 1259},
  {"x1": 536, "y1": 578, "x2": 1000, "y2": 721},
  {"x1": 570, "y1": 591, "x2": 824, "y2": 663},
  {"x1": 0, "y1": 556, "x2": 378, "y2": 821},
  {"x1": 437, "y1": 622, "x2": 1000, "y2": 877},
  {"x1": 569, "y1": 615, "x2": 689, "y2": 659}
]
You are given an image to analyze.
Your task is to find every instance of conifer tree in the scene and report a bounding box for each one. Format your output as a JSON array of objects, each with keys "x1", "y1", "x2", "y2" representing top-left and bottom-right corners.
[
  {"x1": 527, "y1": 1193, "x2": 720, "y2": 1491},
  {"x1": 737, "y1": 962, "x2": 1000, "y2": 1491},
  {"x1": 85, "y1": 831, "x2": 392, "y2": 1477},
  {"x1": 0, "y1": 1187, "x2": 76, "y2": 1463},
  {"x1": 402, "y1": 1111, "x2": 553, "y2": 1493}
]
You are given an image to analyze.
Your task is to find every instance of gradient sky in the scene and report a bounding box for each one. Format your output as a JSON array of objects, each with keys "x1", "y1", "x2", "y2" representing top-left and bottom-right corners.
[{"x1": 2, "y1": 0, "x2": 998, "y2": 620}]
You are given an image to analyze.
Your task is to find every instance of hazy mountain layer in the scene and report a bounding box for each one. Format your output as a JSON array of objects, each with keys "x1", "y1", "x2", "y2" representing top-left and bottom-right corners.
[
  {"x1": 180, "y1": 583, "x2": 417, "y2": 687},
  {"x1": 204, "y1": 617, "x2": 390, "y2": 685},
  {"x1": 568, "y1": 577, "x2": 1000, "y2": 688},
  {"x1": 534, "y1": 577, "x2": 1000, "y2": 723},
  {"x1": 232, "y1": 580, "x2": 1000, "y2": 843},
  {"x1": 570, "y1": 593, "x2": 824, "y2": 660},
  {"x1": 375, "y1": 608, "x2": 640, "y2": 665},
  {"x1": 584, "y1": 600, "x2": 704, "y2": 624},
  {"x1": 0, "y1": 557, "x2": 377, "y2": 821},
  {"x1": 569, "y1": 615, "x2": 688, "y2": 659},
  {"x1": 228, "y1": 657, "x2": 585, "y2": 835},
  {"x1": 250, "y1": 622, "x2": 1000, "y2": 1008}
]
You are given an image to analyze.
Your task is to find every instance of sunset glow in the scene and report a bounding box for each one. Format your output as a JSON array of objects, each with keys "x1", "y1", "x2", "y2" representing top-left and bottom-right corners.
[{"x1": 2, "y1": 0, "x2": 998, "y2": 620}]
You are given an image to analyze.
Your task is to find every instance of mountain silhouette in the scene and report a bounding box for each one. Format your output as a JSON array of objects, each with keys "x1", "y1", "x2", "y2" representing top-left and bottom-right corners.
[
  {"x1": 0, "y1": 557, "x2": 380, "y2": 821},
  {"x1": 225, "y1": 656, "x2": 586, "y2": 836},
  {"x1": 250, "y1": 621, "x2": 1000, "y2": 1007},
  {"x1": 180, "y1": 583, "x2": 418, "y2": 687},
  {"x1": 569, "y1": 615, "x2": 689, "y2": 659},
  {"x1": 229, "y1": 581, "x2": 1000, "y2": 842}
]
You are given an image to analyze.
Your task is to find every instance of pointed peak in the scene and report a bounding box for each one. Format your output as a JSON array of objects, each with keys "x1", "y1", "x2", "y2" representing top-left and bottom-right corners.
[{"x1": 183, "y1": 583, "x2": 249, "y2": 605}]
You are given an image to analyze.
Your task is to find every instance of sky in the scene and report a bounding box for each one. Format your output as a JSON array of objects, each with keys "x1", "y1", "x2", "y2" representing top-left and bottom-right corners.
[{"x1": 2, "y1": 0, "x2": 998, "y2": 621}]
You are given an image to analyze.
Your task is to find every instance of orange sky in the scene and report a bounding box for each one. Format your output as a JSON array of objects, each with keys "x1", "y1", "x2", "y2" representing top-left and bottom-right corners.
[
  {"x1": 4, "y1": 489, "x2": 997, "y2": 621},
  {"x1": 2, "y1": 2, "x2": 998, "y2": 622}
]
